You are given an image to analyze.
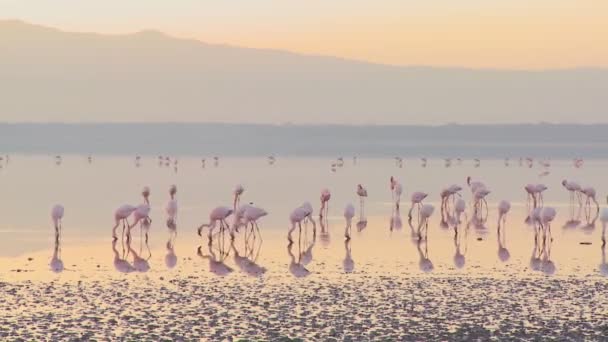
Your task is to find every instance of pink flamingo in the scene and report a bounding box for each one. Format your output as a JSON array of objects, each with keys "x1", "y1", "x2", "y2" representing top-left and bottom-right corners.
[
  {"x1": 417, "y1": 204, "x2": 434, "y2": 240},
  {"x1": 51, "y1": 204, "x2": 64, "y2": 233},
  {"x1": 541, "y1": 207, "x2": 557, "y2": 239},
  {"x1": 344, "y1": 203, "x2": 355, "y2": 239},
  {"x1": 408, "y1": 191, "x2": 428, "y2": 221},
  {"x1": 127, "y1": 187, "x2": 152, "y2": 242},
  {"x1": 440, "y1": 184, "x2": 462, "y2": 211},
  {"x1": 466, "y1": 176, "x2": 485, "y2": 195},
  {"x1": 473, "y1": 188, "x2": 491, "y2": 217},
  {"x1": 166, "y1": 185, "x2": 178, "y2": 228},
  {"x1": 240, "y1": 205, "x2": 268, "y2": 240},
  {"x1": 288, "y1": 202, "x2": 314, "y2": 243},
  {"x1": 357, "y1": 184, "x2": 368, "y2": 214},
  {"x1": 600, "y1": 196, "x2": 608, "y2": 246},
  {"x1": 525, "y1": 184, "x2": 538, "y2": 208},
  {"x1": 562, "y1": 180, "x2": 582, "y2": 206},
  {"x1": 497, "y1": 200, "x2": 511, "y2": 230},
  {"x1": 320, "y1": 189, "x2": 331, "y2": 218},
  {"x1": 233, "y1": 184, "x2": 245, "y2": 211},
  {"x1": 393, "y1": 182, "x2": 403, "y2": 209},
  {"x1": 581, "y1": 186, "x2": 599, "y2": 213},
  {"x1": 197, "y1": 206, "x2": 234, "y2": 241},
  {"x1": 112, "y1": 204, "x2": 137, "y2": 239}
]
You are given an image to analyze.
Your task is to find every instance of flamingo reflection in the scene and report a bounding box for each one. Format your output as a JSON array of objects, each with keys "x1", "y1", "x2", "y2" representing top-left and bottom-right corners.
[
  {"x1": 287, "y1": 239, "x2": 311, "y2": 278},
  {"x1": 600, "y1": 243, "x2": 608, "y2": 276},
  {"x1": 50, "y1": 228, "x2": 64, "y2": 273},
  {"x1": 319, "y1": 213, "x2": 331, "y2": 247},
  {"x1": 112, "y1": 239, "x2": 135, "y2": 273},
  {"x1": 602, "y1": 199, "x2": 608, "y2": 246},
  {"x1": 343, "y1": 239, "x2": 355, "y2": 273},
  {"x1": 231, "y1": 236, "x2": 266, "y2": 277},
  {"x1": 50, "y1": 205, "x2": 65, "y2": 273},
  {"x1": 417, "y1": 238, "x2": 434, "y2": 272},
  {"x1": 390, "y1": 205, "x2": 403, "y2": 233},
  {"x1": 453, "y1": 225, "x2": 467, "y2": 269},
  {"x1": 165, "y1": 226, "x2": 178, "y2": 269},
  {"x1": 197, "y1": 233, "x2": 233, "y2": 276},
  {"x1": 126, "y1": 233, "x2": 150, "y2": 272},
  {"x1": 497, "y1": 208, "x2": 510, "y2": 262}
]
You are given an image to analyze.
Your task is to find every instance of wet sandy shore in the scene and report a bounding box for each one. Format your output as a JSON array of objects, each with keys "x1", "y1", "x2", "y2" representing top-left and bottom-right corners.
[{"x1": 2, "y1": 272, "x2": 607, "y2": 341}]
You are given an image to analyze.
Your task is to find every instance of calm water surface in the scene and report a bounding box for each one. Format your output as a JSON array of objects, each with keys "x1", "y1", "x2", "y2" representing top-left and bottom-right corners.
[{"x1": 1, "y1": 155, "x2": 607, "y2": 280}]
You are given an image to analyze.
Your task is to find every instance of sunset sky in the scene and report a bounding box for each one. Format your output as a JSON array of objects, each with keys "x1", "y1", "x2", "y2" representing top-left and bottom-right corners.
[{"x1": 1, "y1": 0, "x2": 607, "y2": 69}]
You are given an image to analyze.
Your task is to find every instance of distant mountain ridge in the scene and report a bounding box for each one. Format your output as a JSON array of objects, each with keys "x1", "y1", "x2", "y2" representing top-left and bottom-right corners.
[{"x1": 1, "y1": 20, "x2": 607, "y2": 125}]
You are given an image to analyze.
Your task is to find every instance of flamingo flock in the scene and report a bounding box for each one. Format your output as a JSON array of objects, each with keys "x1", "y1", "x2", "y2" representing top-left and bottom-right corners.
[{"x1": 38, "y1": 154, "x2": 608, "y2": 277}]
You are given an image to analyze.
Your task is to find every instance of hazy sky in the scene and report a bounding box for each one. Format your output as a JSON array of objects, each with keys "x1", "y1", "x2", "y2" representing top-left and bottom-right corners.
[{"x1": 1, "y1": 0, "x2": 607, "y2": 69}]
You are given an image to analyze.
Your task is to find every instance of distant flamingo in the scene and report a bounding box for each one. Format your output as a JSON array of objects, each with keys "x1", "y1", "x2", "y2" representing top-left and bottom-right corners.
[
  {"x1": 357, "y1": 184, "x2": 368, "y2": 215},
  {"x1": 197, "y1": 206, "x2": 234, "y2": 241},
  {"x1": 344, "y1": 203, "x2": 355, "y2": 239},
  {"x1": 233, "y1": 184, "x2": 245, "y2": 211},
  {"x1": 320, "y1": 189, "x2": 331, "y2": 218},
  {"x1": 51, "y1": 204, "x2": 64, "y2": 233},
  {"x1": 408, "y1": 192, "x2": 428, "y2": 221}
]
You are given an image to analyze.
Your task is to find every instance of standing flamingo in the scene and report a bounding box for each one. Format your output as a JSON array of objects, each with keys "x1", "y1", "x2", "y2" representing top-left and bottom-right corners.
[
  {"x1": 581, "y1": 186, "x2": 599, "y2": 213},
  {"x1": 600, "y1": 196, "x2": 608, "y2": 246},
  {"x1": 197, "y1": 206, "x2": 234, "y2": 241},
  {"x1": 357, "y1": 184, "x2": 368, "y2": 215},
  {"x1": 51, "y1": 204, "x2": 64, "y2": 233},
  {"x1": 466, "y1": 176, "x2": 485, "y2": 195},
  {"x1": 408, "y1": 192, "x2": 428, "y2": 221},
  {"x1": 127, "y1": 187, "x2": 152, "y2": 242},
  {"x1": 562, "y1": 180, "x2": 582, "y2": 206},
  {"x1": 240, "y1": 205, "x2": 268, "y2": 240},
  {"x1": 166, "y1": 184, "x2": 178, "y2": 228},
  {"x1": 440, "y1": 184, "x2": 462, "y2": 212},
  {"x1": 288, "y1": 203, "x2": 314, "y2": 243},
  {"x1": 233, "y1": 184, "x2": 245, "y2": 211},
  {"x1": 320, "y1": 189, "x2": 331, "y2": 218},
  {"x1": 112, "y1": 204, "x2": 137, "y2": 239},
  {"x1": 541, "y1": 207, "x2": 557, "y2": 239},
  {"x1": 393, "y1": 182, "x2": 403, "y2": 209},
  {"x1": 344, "y1": 203, "x2": 355, "y2": 240},
  {"x1": 497, "y1": 200, "x2": 511, "y2": 230},
  {"x1": 417, "y1": 204, "x2": 434, "y2": 240}
]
